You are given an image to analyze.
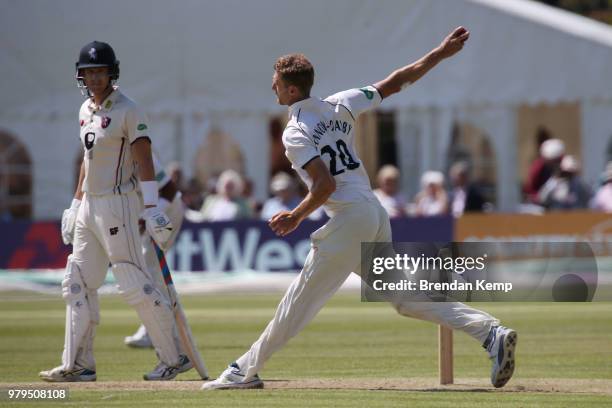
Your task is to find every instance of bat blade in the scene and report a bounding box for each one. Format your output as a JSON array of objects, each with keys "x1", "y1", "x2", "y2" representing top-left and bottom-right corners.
[
  {"x1": 168, "y1": 285, "x2": 209, "y2": 380},
  {"x1": 153, "y1": 240, "x2": 209, "y2": 380}
]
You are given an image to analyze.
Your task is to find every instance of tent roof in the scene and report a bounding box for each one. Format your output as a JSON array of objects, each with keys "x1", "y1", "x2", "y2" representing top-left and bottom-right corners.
[{"x1": 2, "y1": 0, "x2": 612, "y2": 118}]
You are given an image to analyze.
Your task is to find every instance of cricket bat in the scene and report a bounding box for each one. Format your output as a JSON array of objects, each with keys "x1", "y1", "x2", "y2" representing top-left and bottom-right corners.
[{"x1": 152, "y1": 240, "x2": 209, "y2": 380}]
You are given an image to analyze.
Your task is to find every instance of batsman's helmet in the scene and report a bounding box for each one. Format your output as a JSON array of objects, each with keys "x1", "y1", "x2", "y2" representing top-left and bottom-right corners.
[{"x1": 75, "y1": 41, "x2": 120, "y2": 93}]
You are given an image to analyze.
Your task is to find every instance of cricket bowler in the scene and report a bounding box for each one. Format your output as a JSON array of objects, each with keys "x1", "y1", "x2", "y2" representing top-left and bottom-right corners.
[{"x1": 203, "y1": 27, "x2": 517, "y2": 390}]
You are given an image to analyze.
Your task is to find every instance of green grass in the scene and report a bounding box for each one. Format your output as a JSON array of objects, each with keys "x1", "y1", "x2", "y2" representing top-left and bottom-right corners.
[
  {"x1": 2, "y1": 389, "x2": 610, "y2": 408},
  {"x1": 0, "y1": 291, "x2": 611, "y2": 407}
]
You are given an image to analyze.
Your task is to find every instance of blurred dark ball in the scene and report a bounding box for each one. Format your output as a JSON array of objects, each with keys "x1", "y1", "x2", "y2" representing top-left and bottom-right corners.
[{"x1": 552, "y1": 273, "x2": 589, "y2": 302}]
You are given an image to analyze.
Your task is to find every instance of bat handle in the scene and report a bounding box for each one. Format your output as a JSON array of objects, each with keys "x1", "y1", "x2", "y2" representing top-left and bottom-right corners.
[{"x1": 152, "y1": 239, "x2": 174, "y2": 286}]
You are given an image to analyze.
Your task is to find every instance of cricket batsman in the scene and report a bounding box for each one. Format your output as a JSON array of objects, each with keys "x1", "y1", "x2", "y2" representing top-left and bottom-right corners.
[
  {"x1": 40, "y1": 41, "x2": 188, "y2": 382},
  {"x1": 203, "y1": 27, "x2": 517, "y2": 390}
]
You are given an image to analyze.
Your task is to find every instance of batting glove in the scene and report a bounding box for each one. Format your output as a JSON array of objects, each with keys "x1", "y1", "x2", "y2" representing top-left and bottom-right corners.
[
  {"x1": 142, "y1": 206, "x2": 174, "y2": 248},
  {"x1": 61, "y1": 199, "x2": 81, "y2": 245}
]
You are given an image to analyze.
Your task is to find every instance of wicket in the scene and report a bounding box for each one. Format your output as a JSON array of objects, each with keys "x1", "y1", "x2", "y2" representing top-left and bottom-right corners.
[{"x1": 439, "y1": 325, "x2": 453, "y2": 384}]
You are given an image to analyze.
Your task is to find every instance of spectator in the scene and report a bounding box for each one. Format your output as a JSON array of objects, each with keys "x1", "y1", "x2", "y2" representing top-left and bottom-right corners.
[
  {"x1": 242, "y1": 177, "x2": 262, "y2": 218},
  {"x1": 539, "y1": 155, "x2": 591, "y2": 210},
  {"x1": 261, "y1": 172, "x2": 301, "y2": 221},
  {"x1": 523, "y1": 128, "x2": 550, "y2": 199},
  {"x1": 182, "y1": 177, "x2": 207, "y2": 222},
  {"x1": 525, "y1": 137, "x2": 564, "y2": 203},
  {"x1": 166, "y1": 161, "x2": 184, "y2": 191},
  {"x1": 373, "y1": 165, "x2": 408, "y2": 218},
  {"x1": 261, "y1": 172, "x2": 324, "y2": 221},
  {"x1": 200, "y1": 170, "x2": 253, "y2": 221},
  {"x1": 182, "y1": 177, "x2": 205, "y2": 211},
  {"x1": 449, "y1": 161, "x2": 486, "y2": 217},
  {"x1": 414, "y1": 171, "x2": 448, "y2": 216},
  {"x1": 591, "y1": 162, "x2": 612, "y2": 213}
]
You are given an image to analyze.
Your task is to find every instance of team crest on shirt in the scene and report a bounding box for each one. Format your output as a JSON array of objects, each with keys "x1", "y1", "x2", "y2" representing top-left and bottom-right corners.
[
  {"x1": 79, "y1": 119, "x2": 84, "y2": 127},
  {"x1": 101, "y1": 116, "x2": 111, "y2": 129},
  {"x1": 360, "y1": 87, "x2": 374, "y2": 100},
  {"x1": 104, "y1": 100, "x2": 113, "y2": 109},
  {"x1": 88, "y1": 47, "x2": 97, "y2": 61}
]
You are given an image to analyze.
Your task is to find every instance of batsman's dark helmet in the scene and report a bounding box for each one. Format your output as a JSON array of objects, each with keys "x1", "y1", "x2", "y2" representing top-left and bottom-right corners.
[{"x1": 75, "y1": 41, "x2": 120, "y2": 80}]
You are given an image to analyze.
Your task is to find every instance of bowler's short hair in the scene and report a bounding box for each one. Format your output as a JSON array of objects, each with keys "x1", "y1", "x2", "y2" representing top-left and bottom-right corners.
[{"x1": 274, "y1": 54, "x2": 314, "y2": 96}]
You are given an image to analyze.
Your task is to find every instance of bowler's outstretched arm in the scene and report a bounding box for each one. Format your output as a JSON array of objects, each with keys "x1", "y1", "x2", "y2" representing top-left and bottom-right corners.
[{"x1": 375, "y1": 26, "x2": 470, "y2": 99}]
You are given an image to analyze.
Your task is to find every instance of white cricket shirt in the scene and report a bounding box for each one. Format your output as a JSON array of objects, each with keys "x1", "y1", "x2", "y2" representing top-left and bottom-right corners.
[
  {"x1": 79, "y1": 88, "x2": 151, "y2": 196},
  {"x1": 283, "y1": 85, "x2": 383, "y2": 215}
]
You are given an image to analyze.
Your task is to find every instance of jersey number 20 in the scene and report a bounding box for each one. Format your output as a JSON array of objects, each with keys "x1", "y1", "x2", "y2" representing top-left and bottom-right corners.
[{"x1": 321, "y1": 139, "x2": 359, "y2": 176}]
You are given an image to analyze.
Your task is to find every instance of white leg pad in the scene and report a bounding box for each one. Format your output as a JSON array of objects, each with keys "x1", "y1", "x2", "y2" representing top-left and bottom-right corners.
[
  {"x1": 61, "y1": 255, "x2": 97, "y2": 371},
  {"x1": 112, "y1": 262, "x2": 179, "y2": 366},
  {"x1": 142, "y1": 238, "x2": 168, "y2": 299},
  {"x1": 74, "y1": 289, "x2": 100, "y2": 369},
  {"x1": 142, "y1": 239, "x2": 185, "y2": 355},
  {"x1": 75, "y1": 325, "x2": 97, "y2": 370}
]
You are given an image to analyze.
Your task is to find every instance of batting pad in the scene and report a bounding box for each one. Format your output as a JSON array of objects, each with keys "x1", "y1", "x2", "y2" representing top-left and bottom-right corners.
[
  {"x1": 112, "y1": 262, "x2": 179, "y2": 366},
  {"x1": 61, "y1": 255, "x2": 98, "y2": 370}
]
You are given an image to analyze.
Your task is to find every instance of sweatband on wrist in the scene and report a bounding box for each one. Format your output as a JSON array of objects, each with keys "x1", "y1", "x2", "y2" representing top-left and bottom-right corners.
[
  {"x1": 71, "y1": 198, "x2": 82, "y2": 209},
  {"x1": 140, "y1": 181, "x2": 159, "y2": 206}
]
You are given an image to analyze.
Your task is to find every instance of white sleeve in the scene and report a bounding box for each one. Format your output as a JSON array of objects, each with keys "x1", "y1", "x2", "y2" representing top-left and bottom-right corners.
[
  {"x1": 124, "y1": 106, "x2": 151, "y2": 144},
  {"x1": 324, "y1": 85, "x2": 383, "y2": 117},
  {"x1": 282, "y1": 126, "x2": 319, "y2": 169}
]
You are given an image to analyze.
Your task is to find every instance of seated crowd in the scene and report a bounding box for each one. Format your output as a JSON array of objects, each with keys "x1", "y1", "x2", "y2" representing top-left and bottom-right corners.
[{"x1": 165, "y1": 146, "x2": 611, "y2": 223}]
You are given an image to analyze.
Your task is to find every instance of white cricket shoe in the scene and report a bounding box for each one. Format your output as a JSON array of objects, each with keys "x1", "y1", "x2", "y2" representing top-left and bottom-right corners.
[
  {"x1": 39, "y1": 365, "x2": 96, "y2": 382},
  {"x1": 484, "y1": 325, "x2": 517, "y2": 388},
  {"x1": 201, "y1": 362, "x2": 264, "y2": 390},
  {"x1": 143, "y1": 360, "x2": 181, "y2": 381},
  {"x1": 124, "y1": 325, "x2": 153, "y2": 348}
]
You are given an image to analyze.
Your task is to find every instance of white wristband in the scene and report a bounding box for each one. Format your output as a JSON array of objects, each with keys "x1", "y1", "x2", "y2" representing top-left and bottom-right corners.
[
  {"x1": 140, "y1": 181, "x2": 159, "y2": 206},
  {"x1": 70, "y1": 198, "x2": 82, "y2": 209}
]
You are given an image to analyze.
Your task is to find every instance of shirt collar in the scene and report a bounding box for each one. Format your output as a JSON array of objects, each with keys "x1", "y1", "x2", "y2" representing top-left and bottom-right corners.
[
  {"x1": 288, "y1": 97, "x2": 315, "y2": 118},
  {"x1": 88, "y1": 86, "x2": 120, "y2": 112}
]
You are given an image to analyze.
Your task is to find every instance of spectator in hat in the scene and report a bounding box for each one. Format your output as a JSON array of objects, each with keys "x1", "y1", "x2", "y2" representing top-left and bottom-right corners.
[
  {"x1": 261, "y1": 172, "x2": 324, "y2": 221},
  {"x1": 414, "y1": 171, "x2": 448, "y2": 216},
  {"x1": 538, "y1": 155, "x2": 591, "y2": 210},
  {"x1": 525, "y1": 137, "x2": 565, "y2": 203},
  {"x1": 591, "y1": 162, "x2": 612, "y2": 213},
  {"x1": 373, "y1": 165, "x2": 408, "y2": 218},
  {"x1": 261, "y1": 172, "x2": 301, "y2": 221}
]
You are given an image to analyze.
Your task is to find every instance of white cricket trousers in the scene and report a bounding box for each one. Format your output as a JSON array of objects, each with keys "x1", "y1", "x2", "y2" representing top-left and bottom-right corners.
[
  {"x1": 236, "y1": 198, "x2": 498, "y2": 380},
  {"x1": 72, "y1": 190, "x2": 148, "y2": 290}
]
